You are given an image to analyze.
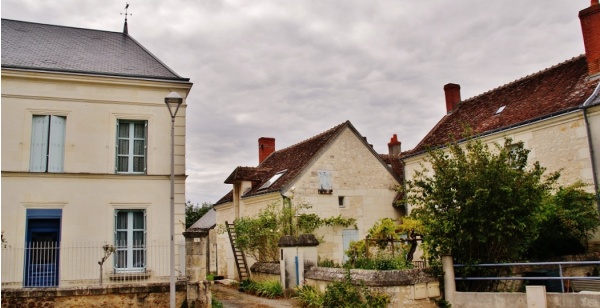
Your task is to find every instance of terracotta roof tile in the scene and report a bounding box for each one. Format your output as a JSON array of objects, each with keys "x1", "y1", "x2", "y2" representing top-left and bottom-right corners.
[
  {"x1": 215, "y1": 121, "x2": 350, "y2": 205},
  {"x1": 407, "y1": 56, "x2": 599, "y2": 155}
]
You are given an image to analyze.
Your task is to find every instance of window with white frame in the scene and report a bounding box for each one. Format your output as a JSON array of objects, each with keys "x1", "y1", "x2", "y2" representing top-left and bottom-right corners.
[
  {"x1": 116, "y1": 120, "x2": 147, "y2": 174},
  {"x1": 114, "y1": 210, "x2": 146, "y2": 272},
  {"x1": 30, "y1": 115, "x2": 66, "y2": 172}
]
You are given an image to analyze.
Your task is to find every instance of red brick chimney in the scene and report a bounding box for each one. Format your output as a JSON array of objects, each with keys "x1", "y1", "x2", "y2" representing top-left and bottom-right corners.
[
  {"x1": 258, "y1": 137, "x2": 275, "y2": 164},
  {"x1": 580, "y1": 0, "x2": 600, "y2": 76},
  {"x1": 444, "y1": 83, "x2": 461, "y2": 113},
  {"x1": 388, "y1": 134, "x2": 401, "y2": 156}
]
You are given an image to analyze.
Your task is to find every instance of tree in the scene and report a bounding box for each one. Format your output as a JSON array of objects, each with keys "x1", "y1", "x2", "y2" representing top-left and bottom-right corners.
[
  {"x1": 527, "y1": 182, "x2": 599, "y2": 259},
  {"x1": 185, "y1": 201, "x2": 213, "y2": 229},
  {"x1": 234, "y1": 197, "x2": 356, "y2": 262},
  {"x1": 405, "y1": 138, "x2": 559, "y2": 265}
]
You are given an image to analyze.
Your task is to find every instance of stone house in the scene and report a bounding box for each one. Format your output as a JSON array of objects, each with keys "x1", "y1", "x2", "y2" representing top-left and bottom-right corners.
[
  {"x1": 399, "y1": 1, "x2": 600, "y2": 259},
  {"x1": 213, "y1": 121, "x2": 402, "y2": 279},
  {"x1": 1, "y1": 19, "x2": 193, "y2": 287}
]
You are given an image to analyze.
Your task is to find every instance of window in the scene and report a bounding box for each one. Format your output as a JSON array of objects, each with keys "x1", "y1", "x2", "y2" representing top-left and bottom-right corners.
[
  {"x1": 116, "y1": 120, "x2": 147, "y2": 174},
  {"x1": 258, "y1": 170, "x2": 286, "y2": 190},
  {"x1": 318, "y1": 170, "x2": 333, "y2": 194},
  {"x1": 114, "y1": 210, "x2": 146, "y2": 272},
  {"x1": 338, "y1": 196, "x2": 345, "y2": 208},
  {"x1": 30, "y1": 115, "x2": 66, "y2": 172}
]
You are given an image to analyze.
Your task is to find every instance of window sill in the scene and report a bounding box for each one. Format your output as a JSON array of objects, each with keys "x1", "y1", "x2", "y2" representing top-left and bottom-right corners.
[
  {"x1": 318, "y1": 189, "x2": 333, "y2": 194},
  {"x1": 109, "y1": 271, "x2": 151, "y2": 281}
]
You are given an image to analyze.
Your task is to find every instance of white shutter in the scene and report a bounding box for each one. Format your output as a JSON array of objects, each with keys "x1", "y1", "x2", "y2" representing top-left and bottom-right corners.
[
  {"x1": 30, "y1": 115, "x2": 50, "y2": 172},
  {"x1": 47, "y1": 116, "x2": 66, "y2": 172}
]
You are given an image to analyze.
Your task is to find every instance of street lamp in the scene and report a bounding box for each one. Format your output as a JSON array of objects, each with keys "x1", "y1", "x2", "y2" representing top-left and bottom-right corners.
[{"x1": 165, "y1": 91, "x2": 183, "y2": 308}]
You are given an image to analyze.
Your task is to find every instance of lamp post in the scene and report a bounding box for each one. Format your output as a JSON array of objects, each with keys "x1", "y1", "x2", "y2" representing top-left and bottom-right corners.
[{"x1": 165, "y1": 91, "x2": 183, "y2": 308}]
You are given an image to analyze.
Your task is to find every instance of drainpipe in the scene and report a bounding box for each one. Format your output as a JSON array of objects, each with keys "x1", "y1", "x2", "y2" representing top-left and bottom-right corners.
[{"x1": 583, "y1": 107, "x2": 600, "y2": 208}]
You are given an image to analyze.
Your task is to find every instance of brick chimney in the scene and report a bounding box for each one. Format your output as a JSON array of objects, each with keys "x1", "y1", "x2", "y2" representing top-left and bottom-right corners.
[
  {"x1": 580, "y1": 0, "x2": 600, "y2": 76},
  {"x1": 444, "y1": 83, "x2": 461, "y2": 113},
  {"x1": 388, "y1": 134, "x2": 401, "y2": 156},
  {"x1": 258, "y1": 137, "x2": 275, "y2": 164}
]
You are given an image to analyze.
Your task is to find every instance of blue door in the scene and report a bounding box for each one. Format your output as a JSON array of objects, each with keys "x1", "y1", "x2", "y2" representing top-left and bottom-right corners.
[
  {"x1": 342, "y1": 229, "x2": 358, "y2": 263},
  {"x1": 24, "y1": 210, "x2": 61, "y2": 287}
]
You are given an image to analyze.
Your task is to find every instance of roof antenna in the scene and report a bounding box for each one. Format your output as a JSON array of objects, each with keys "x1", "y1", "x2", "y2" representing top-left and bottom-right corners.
[{"x1": 121, "y1": 3, "x2": 132, "y2": 34}]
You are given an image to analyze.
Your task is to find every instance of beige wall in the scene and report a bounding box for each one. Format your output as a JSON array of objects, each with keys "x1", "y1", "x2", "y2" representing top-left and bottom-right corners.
[
  {"x1": 1, "y1": 69, "x2": 192, "y2": 285},
  {"x1": 215, "y1": 127, "x2": 401, "y2": 278},
  {"x1": 403, "y1": 110, "x2": 599, "y2": 258}
]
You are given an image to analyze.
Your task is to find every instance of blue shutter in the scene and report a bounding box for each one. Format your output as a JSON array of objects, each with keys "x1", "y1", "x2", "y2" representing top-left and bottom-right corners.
[
  {"x1": 318, "y1": 171, "x2": 332, "y2": 190},
  {"x1": 47, "y1": 116, "x2": 66, "y2": 172},
  {"x1": 30, "y1": 115, "x2": 50, "y2": 172}
]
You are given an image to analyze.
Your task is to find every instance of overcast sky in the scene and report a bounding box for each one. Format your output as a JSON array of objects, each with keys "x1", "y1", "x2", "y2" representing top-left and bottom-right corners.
[{"x1": 2, "y1": 0, "x2": 590, "y2": 204}]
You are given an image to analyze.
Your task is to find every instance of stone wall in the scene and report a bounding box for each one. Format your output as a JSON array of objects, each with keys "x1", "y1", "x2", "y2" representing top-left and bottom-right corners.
[
  {"x1": 1, "y1": 282, "x2": 186, "y2": 308},
  {"x1": 305, "y1": 267, "x2": 440, "y2": 308}
]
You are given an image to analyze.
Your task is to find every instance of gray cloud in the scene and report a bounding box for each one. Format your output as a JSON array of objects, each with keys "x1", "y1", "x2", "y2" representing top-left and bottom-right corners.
[{"x1": 2, "y1": 0, "x2": 588, "y2": 203}]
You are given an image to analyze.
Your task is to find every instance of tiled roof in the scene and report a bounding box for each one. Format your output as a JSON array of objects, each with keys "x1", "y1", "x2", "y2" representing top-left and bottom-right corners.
[
  {"x1": 216, "y1": 121, "x2": 390, "y2": 205},
  {"x1": 224, "y1": 167, "x2": 272, "y2": 184},
  {"x1": 407, "y1": 56, "x2": 599, "y2": 156},
  {"x1": 1, "y1": 19, "x2": 188, "y2": 81}
]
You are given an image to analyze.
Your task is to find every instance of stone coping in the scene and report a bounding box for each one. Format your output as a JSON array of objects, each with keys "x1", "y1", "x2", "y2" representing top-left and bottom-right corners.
[
  {"x1": 305, "y1": 267, "x2": 437, "y2": 287},
  {"x1": 1, "y1": 282, "x2": 187, "y2": 298},
  {"x1": 251, "y1": 262, "x2": 281, "y2": 275}
]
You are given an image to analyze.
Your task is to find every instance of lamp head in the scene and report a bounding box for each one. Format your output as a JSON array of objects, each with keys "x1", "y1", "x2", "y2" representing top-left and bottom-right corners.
[{"x1": 165, "y1": 92, "x2": 183, "y2": 118}]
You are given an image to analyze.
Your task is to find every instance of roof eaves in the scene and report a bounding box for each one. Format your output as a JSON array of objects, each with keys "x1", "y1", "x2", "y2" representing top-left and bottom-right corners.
[
  {"x1": 401, "y1": 107, "x2": 583, "y2": 160},
  {"x1": 1, "y1": 65, "x2": 191, "y2": 82}
]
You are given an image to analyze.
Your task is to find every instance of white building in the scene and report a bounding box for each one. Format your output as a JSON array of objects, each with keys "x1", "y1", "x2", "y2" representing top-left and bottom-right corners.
[{"x1": 1, "y1": 19, "x2": 193, "y2": 287}]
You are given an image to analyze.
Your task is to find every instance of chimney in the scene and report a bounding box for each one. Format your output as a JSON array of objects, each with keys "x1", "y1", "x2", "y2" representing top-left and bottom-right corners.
[
  {"x1": 444, "y1": 83, "x2": 461, "y2": 113},
  {"x1": 388, "y1": 134, "x2": 401, "y2": 156},
  {"x1": 580, "y1": 0, "x2": 600, "y2": 76},
  {"x1": 258, "y1": 137, "x2": 275, "y2": 164}
]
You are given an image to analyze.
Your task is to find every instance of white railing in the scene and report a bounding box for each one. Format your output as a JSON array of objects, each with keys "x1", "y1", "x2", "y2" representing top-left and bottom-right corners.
[{"x1": 1, "y1": 240, "x2": 186, "y2": 288}]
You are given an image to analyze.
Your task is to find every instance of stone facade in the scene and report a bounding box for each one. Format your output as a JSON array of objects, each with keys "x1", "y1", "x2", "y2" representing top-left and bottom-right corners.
[
  {"x1": 215, "y1": 125, "x2": 401, "y2": 279},
  {"x1": 1, "y1": 283, "x2": 187, "y2": 308},
  {"x1": 305, "y1": 267, "x2": 439, "y2": 308}
]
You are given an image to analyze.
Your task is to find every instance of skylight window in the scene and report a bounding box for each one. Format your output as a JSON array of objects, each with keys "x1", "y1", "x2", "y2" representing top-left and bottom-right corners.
[
  {"x1": 258, "y1": 170, "x2": 286, "y2": 190},
  {"x1": 495, "y1": 105, "x2": 506, "y2": 114}
]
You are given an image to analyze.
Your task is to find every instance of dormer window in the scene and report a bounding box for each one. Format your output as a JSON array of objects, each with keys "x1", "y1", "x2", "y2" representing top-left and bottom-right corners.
[
  {"x1": 495, "y1": 106, "x2": 506, "y2": 114},
  {"x1": 258, "y1": 170, "x2": 286, "y2": 190}
]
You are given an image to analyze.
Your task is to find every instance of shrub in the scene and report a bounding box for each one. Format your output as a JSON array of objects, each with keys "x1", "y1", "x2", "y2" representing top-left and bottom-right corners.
[
  {"x1": 238, "y1": 278, "x2": 283, "y2": 299},
  {"x1": 322, "y1": 270, "x2": 390, "y2": 308},
  {"x1": 295, "y1": 285, "x2": 324, "y2": 308}
]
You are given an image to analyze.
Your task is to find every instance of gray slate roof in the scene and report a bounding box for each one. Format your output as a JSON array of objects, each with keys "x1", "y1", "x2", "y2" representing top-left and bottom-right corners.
[
  {"x1": 1, "y1": 19, "x2": 188, "y2": 81},
  {"x1": 188, "y1": 208, "x2": 216, "y2": 231}
]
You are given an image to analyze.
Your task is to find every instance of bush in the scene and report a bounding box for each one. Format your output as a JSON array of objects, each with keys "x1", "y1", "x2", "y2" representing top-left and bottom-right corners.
[
  {"x1": 238, "y1": 278, "x2": 283, "y2": 299},
  {"x1": 349, "y1": 254, "x2": 412, "y2": 270},
  {"x1": 295, "y1": 285, "x2": 324, "y2": 308},
  {"x1": 212, "y1": 298, "x2": 224, "y2": 308},
  {"x1": 322, "y1": 270, "x2": 390, "y2": 308}
]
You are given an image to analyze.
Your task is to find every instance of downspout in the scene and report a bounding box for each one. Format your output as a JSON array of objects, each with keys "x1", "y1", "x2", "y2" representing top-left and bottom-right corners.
[{"x1": 583, "y1": 106, "x2": 600, "y2": 208}]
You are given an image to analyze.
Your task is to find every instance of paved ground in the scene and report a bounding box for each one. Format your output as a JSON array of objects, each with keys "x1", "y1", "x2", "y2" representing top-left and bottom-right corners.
[{"x1": 211, "y1": 283, "x2": 299, "y2": 308}]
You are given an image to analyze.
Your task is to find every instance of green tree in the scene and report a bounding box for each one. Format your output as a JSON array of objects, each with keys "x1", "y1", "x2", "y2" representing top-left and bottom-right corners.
[
  {"x1": 527, "y1": 182, "x2": 599, "y2": 259},
  {"x1": 233, "y1": 197, "x2": 356, "y2": 262},
  {"x1": 185, "y1": 201, "x2": 213, "y2": 229},
  {"x1": 405, "y1": 138, "x2": 559, "y2": 264}
]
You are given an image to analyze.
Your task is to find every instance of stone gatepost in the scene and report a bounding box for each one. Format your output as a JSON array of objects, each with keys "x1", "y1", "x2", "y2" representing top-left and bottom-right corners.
[
  {"x1": 278, "y1": 234, "x2": 319, "y2": 294},
  {"x1": 183, "y1": 229, "x2": 211, "y2": 308}
]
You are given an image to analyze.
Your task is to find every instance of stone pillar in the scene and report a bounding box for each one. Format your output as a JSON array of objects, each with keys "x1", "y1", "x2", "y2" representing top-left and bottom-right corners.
[
  {"x1": 183, "y1": 229, "x2": 211, "y2": 308},
  {"x1": 278, "y1": 234, "x2": 319, "y2": 293},
  {"x1": 441, "y1": 255, "x2": 456, "y2": 306}
]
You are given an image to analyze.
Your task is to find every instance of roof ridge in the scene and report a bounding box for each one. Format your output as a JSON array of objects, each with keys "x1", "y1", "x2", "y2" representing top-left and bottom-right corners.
[
  {"x1": 459, "y1": 55, "x2": 585, "y2": 104},
  {"x1": 274, "y1": 120, "x2": 350, "y2": 153},
  {"x1": 1, "y1": 18, "x2": 122, "y2": 35}
]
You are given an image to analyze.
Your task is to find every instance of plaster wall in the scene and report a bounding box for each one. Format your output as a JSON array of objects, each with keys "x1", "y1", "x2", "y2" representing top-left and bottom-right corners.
[{"x1": 1, "y1": 70, "x2": 191, "y2": 285}]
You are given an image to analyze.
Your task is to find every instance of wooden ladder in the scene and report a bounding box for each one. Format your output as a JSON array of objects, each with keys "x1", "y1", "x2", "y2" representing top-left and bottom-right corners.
[{"x1": 225, "y1": 221, "x2": 251, "y2": 281}]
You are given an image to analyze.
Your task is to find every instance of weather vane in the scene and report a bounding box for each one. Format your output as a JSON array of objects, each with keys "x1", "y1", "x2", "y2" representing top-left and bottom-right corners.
[{"x1": 121, "y1": 3, "x2": 132, "y2": 34}]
